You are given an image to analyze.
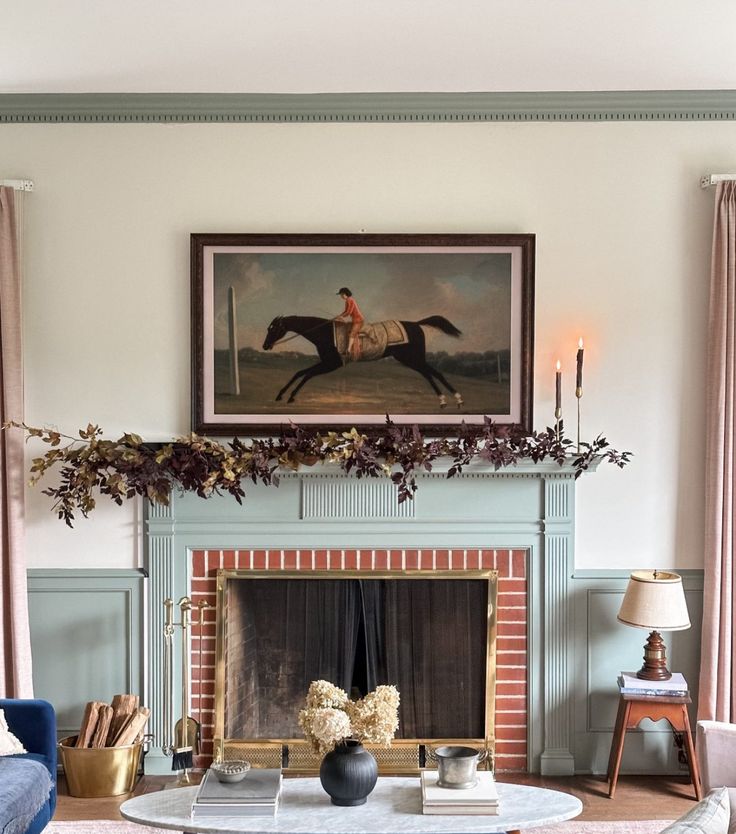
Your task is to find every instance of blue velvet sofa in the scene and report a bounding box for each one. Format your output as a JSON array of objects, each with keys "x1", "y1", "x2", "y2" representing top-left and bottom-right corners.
[{"x1": 0, "y1": 699, "x2": 56, "y2": 834}]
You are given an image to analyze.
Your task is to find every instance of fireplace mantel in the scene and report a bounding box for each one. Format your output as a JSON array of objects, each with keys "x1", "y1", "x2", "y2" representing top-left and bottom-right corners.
[{"x1": 145, "y1": 461, "x2": 591, "y2": 776}]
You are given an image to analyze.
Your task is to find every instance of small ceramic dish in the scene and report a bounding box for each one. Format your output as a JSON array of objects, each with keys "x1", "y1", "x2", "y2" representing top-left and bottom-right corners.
[{"x1": 210, "y1": 760, "x2": 251, "y2": 783}]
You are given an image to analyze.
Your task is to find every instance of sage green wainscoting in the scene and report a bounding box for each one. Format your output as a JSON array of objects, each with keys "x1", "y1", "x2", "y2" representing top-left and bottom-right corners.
[
  {"x1": 27, "y1": 569, "x2": 145, "y2": 740},
  {"x1": 571, "y1": 570, "x2": 704, "y2": 775},
  {"x1": 24, "y1": 560, "x2": 705, "y2": 775}
]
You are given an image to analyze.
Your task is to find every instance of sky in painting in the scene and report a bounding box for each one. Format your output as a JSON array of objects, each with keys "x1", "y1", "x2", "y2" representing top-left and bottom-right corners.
[{"x1": 213, "y1": 251, "x2": 512, "y2": 354}]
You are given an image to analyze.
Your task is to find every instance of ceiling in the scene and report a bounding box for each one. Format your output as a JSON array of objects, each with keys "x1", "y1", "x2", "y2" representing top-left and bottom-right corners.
[{"x1": 3, "y1": 0, "x2": 736, "y2": 95}]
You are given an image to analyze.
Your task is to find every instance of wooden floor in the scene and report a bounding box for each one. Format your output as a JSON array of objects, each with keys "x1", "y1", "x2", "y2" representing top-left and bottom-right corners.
[{"x1": 54, "y1": 772, "x2": 697, "y2": 823}]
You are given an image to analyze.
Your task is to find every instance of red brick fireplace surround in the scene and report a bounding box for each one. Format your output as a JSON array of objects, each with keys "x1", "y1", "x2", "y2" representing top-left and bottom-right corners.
[{"x1": 189, "y1": 547, "x2": 528, "y2": 772}]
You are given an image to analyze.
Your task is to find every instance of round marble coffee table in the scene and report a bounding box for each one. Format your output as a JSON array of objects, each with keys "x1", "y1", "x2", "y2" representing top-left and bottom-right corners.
[{"x1": 120, "y1": 776, "x2": 582, "y2": 834}]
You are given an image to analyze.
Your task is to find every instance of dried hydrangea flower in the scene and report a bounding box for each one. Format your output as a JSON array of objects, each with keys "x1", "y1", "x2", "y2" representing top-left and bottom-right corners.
[
  {"x1": 299, "y1": 707, "x2": 351, "y2": 754},
  {"x1": 347, "y1": 685, "x2": 400, "y2": 746},
  {"x1": 300, "y1": 680, "x2": 400, "y2": 754},
  {"x1": 305, "y1": 679, "x2": 349, "y2": 710},
  {"x1": 313, "y1": 708, "x2": 351, "y2": 745}
]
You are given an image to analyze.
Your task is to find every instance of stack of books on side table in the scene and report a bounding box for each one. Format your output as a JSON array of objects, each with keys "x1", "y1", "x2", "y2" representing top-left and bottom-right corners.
[
  {"x1": 618, "y1": 672, "x2": 688, "y2": 697},
  {"x1": 421, "y1": 770, "x2": 499, "y2": 815},
  {"x1": 191, "y1": 768, "x2": 282, "y2": 820}
]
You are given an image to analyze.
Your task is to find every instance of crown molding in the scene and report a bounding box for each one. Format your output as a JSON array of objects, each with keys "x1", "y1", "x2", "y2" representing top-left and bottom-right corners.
[{"x1": 2, "y1": 90, "x2": 736, "y2": 123}]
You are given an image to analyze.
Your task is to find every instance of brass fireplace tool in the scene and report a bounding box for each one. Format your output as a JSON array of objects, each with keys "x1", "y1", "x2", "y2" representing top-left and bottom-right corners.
[
  {"x1": 162, "y1": 599, "x2": 175, "y2": 760},
  {"x1": 162, "y1": 596, "x2": 210, "y2": 785}
]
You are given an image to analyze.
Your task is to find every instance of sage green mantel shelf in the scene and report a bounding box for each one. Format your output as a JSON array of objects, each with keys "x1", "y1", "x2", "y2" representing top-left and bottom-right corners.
[{"x1": 279, "y1": 456, "x2": 600, "y2": 478}]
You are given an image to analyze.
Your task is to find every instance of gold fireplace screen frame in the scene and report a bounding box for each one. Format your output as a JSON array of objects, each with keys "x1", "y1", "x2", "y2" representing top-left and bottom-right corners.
[{"x1": 213, "y1": 569, "x2": 498, "y2": 774}]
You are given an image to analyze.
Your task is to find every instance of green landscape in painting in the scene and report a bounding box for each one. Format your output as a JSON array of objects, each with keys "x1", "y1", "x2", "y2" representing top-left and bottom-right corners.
[{"x1": 214, "y1": 348, "x2": 510, "y2": 416}]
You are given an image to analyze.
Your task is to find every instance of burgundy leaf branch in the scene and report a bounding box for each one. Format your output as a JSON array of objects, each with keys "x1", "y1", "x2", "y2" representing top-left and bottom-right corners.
[{"x1": 4, "y1": 419, "x2": 632, "y2": 527}]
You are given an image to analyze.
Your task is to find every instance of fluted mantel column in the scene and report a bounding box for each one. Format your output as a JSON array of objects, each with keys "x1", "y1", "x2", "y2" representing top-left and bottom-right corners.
[{"x1": 540, "y1": 477, "x2": 576, "y2": 775}]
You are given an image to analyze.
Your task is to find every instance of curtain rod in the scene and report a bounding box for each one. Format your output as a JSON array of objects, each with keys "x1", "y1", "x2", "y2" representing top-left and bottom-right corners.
[
  {"x1": 0, "y1": 179, "x2": 33, "y2": 191},
  {"x1": 701, "y1": 174, "x2": 736, "y2": 188}
]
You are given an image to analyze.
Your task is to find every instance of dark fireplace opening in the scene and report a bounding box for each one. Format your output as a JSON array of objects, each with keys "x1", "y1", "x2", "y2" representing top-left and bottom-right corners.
[
  {"x1": 351, "y1": 608, "x2": 370, "y2": 699},
  {"x1": 222, "y1": 573, "x2": 495, "y2": 745}
]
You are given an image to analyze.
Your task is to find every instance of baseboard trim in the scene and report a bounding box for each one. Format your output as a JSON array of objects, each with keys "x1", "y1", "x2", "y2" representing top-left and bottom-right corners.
[{"x1": 540, "y1": 749, "x2": 576, "y2": 776}]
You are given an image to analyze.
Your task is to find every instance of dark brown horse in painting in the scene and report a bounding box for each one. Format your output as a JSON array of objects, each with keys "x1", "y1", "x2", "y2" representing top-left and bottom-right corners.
[{"x1": 262, "y1": 315, "x2": 464, "y2": 407}]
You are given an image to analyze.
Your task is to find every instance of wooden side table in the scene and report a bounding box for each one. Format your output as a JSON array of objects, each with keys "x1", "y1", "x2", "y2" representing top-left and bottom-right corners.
[{"x1": 607, "y1": 692, "x2": 702, "y2": 800}]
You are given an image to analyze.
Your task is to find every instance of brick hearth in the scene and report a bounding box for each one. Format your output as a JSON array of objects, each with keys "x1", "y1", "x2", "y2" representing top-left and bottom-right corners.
[{"x1": 189, "y1": 547, "x2": 528, "y2": 772}]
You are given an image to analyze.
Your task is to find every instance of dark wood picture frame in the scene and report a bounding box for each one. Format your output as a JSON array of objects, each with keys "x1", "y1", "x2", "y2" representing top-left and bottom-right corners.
[{"x1": 191, "y1": 233, "x2": 535, "y2": 436}]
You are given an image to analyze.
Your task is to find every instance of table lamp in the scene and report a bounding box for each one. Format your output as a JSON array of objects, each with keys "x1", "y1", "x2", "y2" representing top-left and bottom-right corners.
[{"x1": 617, "y1": 569, "x2": 690, "y2": 681}]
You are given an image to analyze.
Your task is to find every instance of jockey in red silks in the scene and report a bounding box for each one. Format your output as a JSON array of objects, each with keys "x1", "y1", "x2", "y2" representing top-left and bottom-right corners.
[{"x1": 335, "y1": 287, "x2": 364, "y2": 360}]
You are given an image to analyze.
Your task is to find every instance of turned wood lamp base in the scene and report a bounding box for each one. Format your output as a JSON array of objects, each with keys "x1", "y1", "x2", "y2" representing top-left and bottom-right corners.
[{"x1": 635, "y1": 629, "x2": 672, "y2": 681}]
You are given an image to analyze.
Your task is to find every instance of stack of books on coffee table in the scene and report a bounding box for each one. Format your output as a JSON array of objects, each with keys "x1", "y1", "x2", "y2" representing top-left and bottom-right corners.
[
  {"x1": 191, "y1": 768, "x2": 282, "y2": 820},
  {"x1": 421, "y1": 770, "x2": 499, "y2": 815}
]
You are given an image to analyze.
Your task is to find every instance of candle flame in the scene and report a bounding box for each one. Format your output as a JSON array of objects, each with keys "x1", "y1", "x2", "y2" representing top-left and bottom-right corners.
[
  {"x1": 578, "y1": 337, "x2": 584, "y2": 349},
  {"x1": 556, "y1": 360, "x2": 561, "y2": 371}
]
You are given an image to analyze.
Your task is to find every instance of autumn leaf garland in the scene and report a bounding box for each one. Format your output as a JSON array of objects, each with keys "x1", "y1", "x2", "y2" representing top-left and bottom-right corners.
[{"x1": 5, "y1": 418, "x2": 631, "y2": 527}]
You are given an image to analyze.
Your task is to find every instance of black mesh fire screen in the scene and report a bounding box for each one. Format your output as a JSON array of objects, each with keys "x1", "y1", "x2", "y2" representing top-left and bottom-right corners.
[{"x1": 223, "y1": 575, "x2": 492, "y2": 741}]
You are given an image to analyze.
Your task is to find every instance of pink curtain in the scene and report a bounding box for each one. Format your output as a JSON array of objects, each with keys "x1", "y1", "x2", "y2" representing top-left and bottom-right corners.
[
  {"x1": 699, "y1": 181, "x2": 736, "y2": 722},
  {"x1": 0, "y1": 186, "x2": 33, "y2": 698}
]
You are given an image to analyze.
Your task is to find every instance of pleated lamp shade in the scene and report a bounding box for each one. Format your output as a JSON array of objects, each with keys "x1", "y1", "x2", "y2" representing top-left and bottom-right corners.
[{"x1": 617, "y1": 570, "x2": 690, "y2": 631}]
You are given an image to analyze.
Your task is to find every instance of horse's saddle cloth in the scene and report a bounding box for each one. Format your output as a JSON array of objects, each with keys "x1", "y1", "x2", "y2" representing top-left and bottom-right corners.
[{"x1": 333, "y1": 319, "x2": 408, "y2": 361}]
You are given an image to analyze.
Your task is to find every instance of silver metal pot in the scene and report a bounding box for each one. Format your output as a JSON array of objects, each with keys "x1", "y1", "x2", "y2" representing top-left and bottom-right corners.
[{"x1": 428, "y1": 745, "x2": 488, "y2": 789}]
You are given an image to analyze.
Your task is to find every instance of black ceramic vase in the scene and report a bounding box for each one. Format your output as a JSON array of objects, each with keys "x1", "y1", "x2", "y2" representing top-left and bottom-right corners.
[{"x1": 319, "y1": 740, "x2": 378, "y2": 806}]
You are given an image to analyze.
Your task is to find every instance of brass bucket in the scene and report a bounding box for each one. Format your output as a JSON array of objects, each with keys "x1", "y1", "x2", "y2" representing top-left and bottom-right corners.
[{"x1": 58, "y1": 736, "x2": 142, "y2": 797}]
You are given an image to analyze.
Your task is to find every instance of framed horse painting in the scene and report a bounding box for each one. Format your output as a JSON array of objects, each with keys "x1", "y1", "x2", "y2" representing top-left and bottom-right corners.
[{"x1": 191, "y1": 233, "x2": 535, "y2": 435}]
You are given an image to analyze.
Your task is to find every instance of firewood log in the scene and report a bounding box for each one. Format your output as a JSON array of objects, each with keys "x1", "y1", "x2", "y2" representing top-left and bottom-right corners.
[
  {"x1": 75, "y1": 701, "x2": 105, "y2": 748},
  {"x1": 91, "y1": 704, "x2": 113, "y2": 748},
  {"x1": 134, "y1": 706, "x2": 151, "y2": 743},
  {"x1": 113, "y1": 707, "x2": 150, "y2": 746},
  {"x1": 112, "y1": 693, "x2": 139, "y2": 712},
  {"x1": 106, "y1": 694, "x2": 139, "y2": 746}
]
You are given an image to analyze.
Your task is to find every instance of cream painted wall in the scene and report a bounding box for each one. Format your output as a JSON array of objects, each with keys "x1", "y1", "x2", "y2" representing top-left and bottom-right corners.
[{"x1": 1, "y1": 120, "x2": 728, "y2": 569}]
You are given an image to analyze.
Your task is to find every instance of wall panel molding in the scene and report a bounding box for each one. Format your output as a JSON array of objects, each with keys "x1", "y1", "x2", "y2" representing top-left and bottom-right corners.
[
  {"x1": 572, "y1": 570, "x2": 704, "y2": 775},
  {"x1": 3, "y1": 91, "x2": 736, "y2": 123},
  {"x1": 27, "y1": 569, "x2": 145, "y2": 738}
]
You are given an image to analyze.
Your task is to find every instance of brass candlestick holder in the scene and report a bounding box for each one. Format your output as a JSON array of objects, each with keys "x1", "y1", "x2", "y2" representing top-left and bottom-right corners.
[{"x1": 575, "y1": 339, "x2": 584, "y2": 452}]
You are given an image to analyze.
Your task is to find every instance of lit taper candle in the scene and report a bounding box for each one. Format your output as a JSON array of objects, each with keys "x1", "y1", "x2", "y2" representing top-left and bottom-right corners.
[
  {"x1": 555, "y1": 360, "x2": 562, "y2": 441},
  {"x1": 576, "y1": 337, "x2": 584, "y2": 396}
]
